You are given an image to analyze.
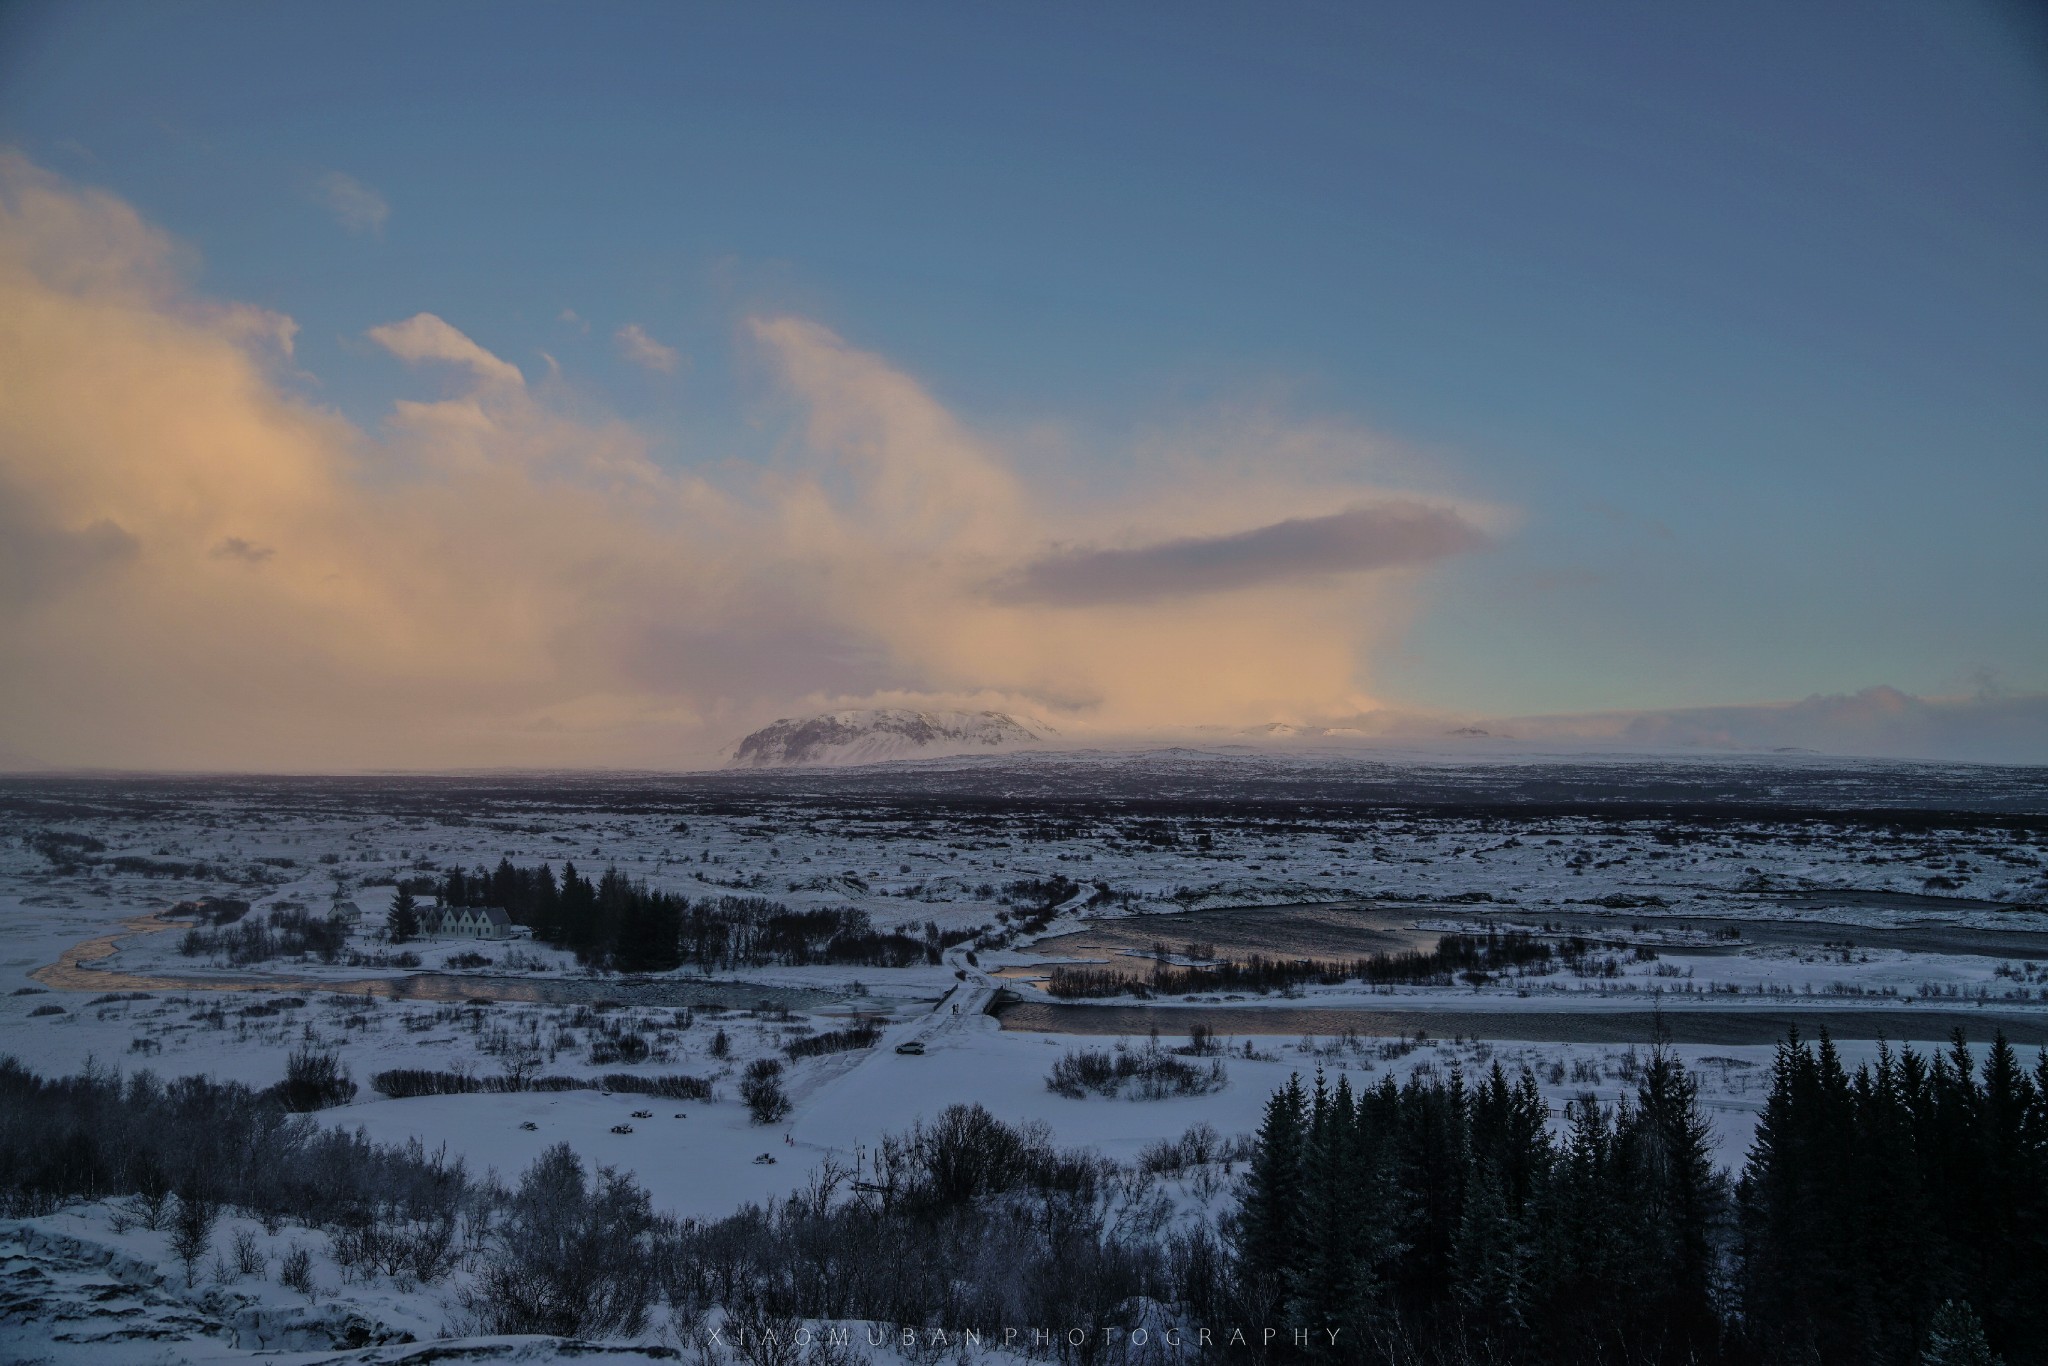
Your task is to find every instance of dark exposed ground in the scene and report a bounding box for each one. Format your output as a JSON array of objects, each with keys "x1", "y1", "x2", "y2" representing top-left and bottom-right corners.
[{"x1": 3, "y1": 749, "x2": 2047, "y2": 825}]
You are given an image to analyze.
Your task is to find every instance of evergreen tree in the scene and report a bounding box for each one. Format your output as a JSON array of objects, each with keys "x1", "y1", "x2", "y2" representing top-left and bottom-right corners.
[
  {"x1": 1293, "y1": 1069, "x2": 1368, "y2": 1338},
  {"x1": 1453, "y1": 1156, "x2": 1526, "y2": 1343},
  {"x1": 1738, "y1": 1028, "x2": 2048, "y2": 1365},
  {"x1": 1228, "y1": 1025, "x2": 2048, "y2": 1365},
  {"x1": 1923, "y1": 1300, "x2": 2002, "y2": 1366},
  {"x1": 491, "y1": 855, "x2": 520, "y2": 912},
  {"x1": 1622, "y1": 1039, "x2": 1722, "y2": 1353},
  {"x1": 1538, "y1": 1092, "x2": 1622, "y2": 1356},
  {"x1": 558, "y1": 862, "x2": 598, "y2": 958},
  {"x1": 534, "y1": 862, "x2": 561, "y2": 942},
  {"x1": 1236, "y1": 1072, "x2": 1307, "y2": 1320},
  {"x1": 387, "y1": 887, "x2": 420, "y2": 943}
]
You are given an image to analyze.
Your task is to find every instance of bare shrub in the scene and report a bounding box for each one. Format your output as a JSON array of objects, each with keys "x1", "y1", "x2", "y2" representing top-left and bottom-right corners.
[
  {"x1": 463, "y1": 1143, "x2": 659, "y2": 1338},
  {"x1": 130, "y1": 1152, "x2": 173, "y2": 1231},
  {"x1": 783, "y1": 1023, "x2": 881, "y2": 1060},
  {"x1": 332, "y1": 1208, "x2": 460, "y2": 1286},
  {"x1": 1138, "y1": 1122, "x2": 1226, "y2": 1175},
  {"x1": 1046, "y1": 1042, "x2": 1227, "y2": 1100},
  {"x1": 231, "y1": 1226, "x2": 266, "y2": 1277},
  {"x1": 169, "y1": 1184, "x2": 220, "y2": 1287},
  {"x1": 270, "y1": 1046, "x2": 357, "y2": 1112},
  {"x1": 601, "y1": 1072, "x2": 714, "y2": 1102},
  {"x1": 739, "y1": 1059, "x2": 791, "y2": 1124},
  {"x1": 279, "y1": 1244, "x2": 315, "y2": 1295}
]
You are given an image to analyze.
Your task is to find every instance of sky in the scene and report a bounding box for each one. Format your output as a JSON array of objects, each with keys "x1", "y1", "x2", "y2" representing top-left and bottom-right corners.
[{"x1": 1, "y1": 0, "x2": 2045, "y2": 769}]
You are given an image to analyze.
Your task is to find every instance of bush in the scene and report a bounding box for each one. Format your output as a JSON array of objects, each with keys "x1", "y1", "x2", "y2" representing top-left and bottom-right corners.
[
  {"x1": 1046, "y1": 1043, "x2": 1228, "y2": 1100},
  {"x1": 178, "y1": 906, "x2": 349, "y2": 965},
  {"x1": 738, "y1": 1059, "x2": 790, "y2": 1125},
  {"x1": 268, "y1": 1047, "x2": 357, "y2": 1112},
  {"x1": 278, "y1": 1244, "x2": 315, "y2": 1295},
  {"x1": 462, "y1": 1144, "x2": 658, "y2": 1338},
  {"x1": 369, "y1": 1068, "x2": 714, "y2": 1102},
  {"x1": 0, "y1": 1055, "x2": 484, "y2": 1231},
  {"x1": 231, "y1": 1227, "x2": 266, "y2": 1278},
  {"x1": 130, "y1": 1152, "x2": 172, "y2": 1230},
  {"x1": 169, "y1": 1183, "x2": 220, "y2": 1287},
  {"x1": 330, "y1": 1206, "x2": 460, "y2": 1286},
  {"x1": 1138, "y1": 1122, "x2": 1229, "y2": 1175},
  {"x1": 783, "y1": 1022, "x2": 881, "y2": 1060},
  {"x1": 587, "y1": 1031, "x2": 649, "y2": 1066},
  {"x1": 371, "y1": 1069, "x2": 597, "y2": 1099},
  {"x1": 599, "y1": 1073, "x2": 713, "y2": 1102},
  {"x1": 870, "y1": 1103, "x2": 1096, "y2": 1213}
]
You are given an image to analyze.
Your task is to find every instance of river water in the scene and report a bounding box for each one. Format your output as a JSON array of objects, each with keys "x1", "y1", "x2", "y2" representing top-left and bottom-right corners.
[{"x1": 992, "y1": 1000, "x2": 2048, "y2": 1045}]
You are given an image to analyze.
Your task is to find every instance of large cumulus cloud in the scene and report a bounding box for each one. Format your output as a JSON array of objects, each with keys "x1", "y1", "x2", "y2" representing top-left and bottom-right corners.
[{"x1": 0, "y1": 155, "x2": 1492, "y2": 770}]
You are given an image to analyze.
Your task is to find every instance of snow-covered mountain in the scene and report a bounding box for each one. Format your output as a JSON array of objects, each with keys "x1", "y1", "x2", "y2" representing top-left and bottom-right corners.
[{"x1": 728, "y1": 708, "x2": 1049, "y2": 768}]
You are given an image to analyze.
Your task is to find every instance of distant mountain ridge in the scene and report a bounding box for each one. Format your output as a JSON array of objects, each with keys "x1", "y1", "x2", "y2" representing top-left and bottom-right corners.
[{"x1": 729, "y1": 708, "x2": 1048, "y2": 768}]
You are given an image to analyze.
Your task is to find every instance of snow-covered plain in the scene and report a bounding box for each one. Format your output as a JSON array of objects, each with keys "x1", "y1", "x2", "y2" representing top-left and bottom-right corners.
[{"x1": 2, "y1": 754, "x2": 2045, "y2": 1361}]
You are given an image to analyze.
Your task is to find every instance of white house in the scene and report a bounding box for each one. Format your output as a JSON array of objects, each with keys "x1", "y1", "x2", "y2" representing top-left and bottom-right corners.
[{"x1": 430, "y1": 905, "x2": 513, "y2": 940}]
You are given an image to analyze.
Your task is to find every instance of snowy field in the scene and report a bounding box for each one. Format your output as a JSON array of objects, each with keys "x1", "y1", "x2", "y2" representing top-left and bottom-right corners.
[{"x1": 2, "y1": 754, "x2": 2045, "y2": 1361}]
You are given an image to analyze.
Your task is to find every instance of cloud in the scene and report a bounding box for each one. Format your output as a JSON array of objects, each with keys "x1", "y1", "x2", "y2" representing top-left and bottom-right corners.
[
  {"x1": 614, "y1": 323, "x2": 682, "y2": 373},
  {"x1": 312, "y1": 171, "x2": 389, "y2": 237},
  {"x1": 0, "y1": 158, "x2": 1492, "y2": 770},
  {"x1": 366, "y1": 313, "x2": 524, "y2": 388},
  {"x1": 203, "y1": 302, "x2": 298, "y2": 358},
  {"x1": 209, "y1": 536, "x2": 273, "y2": 563},
  {"x1": 990, "y1": 503, "x2": 1486, "y2": 606}
]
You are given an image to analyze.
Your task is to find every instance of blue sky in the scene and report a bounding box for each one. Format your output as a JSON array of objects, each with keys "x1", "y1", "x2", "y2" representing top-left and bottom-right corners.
[{"x1": 1, "y1": 1, "x2": 2045, "y2": 767}]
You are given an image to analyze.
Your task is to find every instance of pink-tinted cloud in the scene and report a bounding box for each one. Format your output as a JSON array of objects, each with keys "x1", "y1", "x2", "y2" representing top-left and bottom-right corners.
[
  {"x1": 614, "y1": 322, "x2": 682, "y2": 373},
  {"x1": 0, "y1": 157, "x2": 1495, "y2": 769},
  {"x1": 367, "y1": 312, "x2": 524, "y2": 388}
]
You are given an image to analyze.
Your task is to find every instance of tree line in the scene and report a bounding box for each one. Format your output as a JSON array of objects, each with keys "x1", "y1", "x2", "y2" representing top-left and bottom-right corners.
[
  {"x1": 1234, "y1": 1027, "x2": 2046, "y2": 1364},
  {"x1": 1740, "y1": 1030, "x2": 2047, "y2": 1364},
  {"x1": 4, "y1": 1028, "x2": 2040, "y2": 1363},
  {"x1": 435, "y1": 858, "x2": 942, "y2": 973}
]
